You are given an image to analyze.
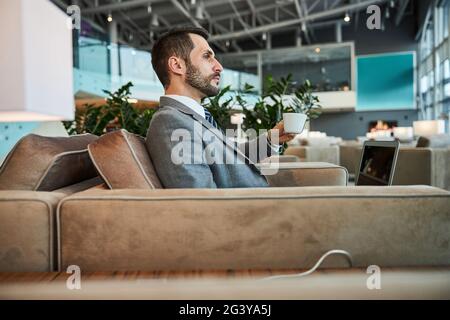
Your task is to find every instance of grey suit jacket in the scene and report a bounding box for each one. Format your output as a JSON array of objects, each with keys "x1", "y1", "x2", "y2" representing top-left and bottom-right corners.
[{"x1": 146, "y1": 96, "x2": 277, "y2": 188}]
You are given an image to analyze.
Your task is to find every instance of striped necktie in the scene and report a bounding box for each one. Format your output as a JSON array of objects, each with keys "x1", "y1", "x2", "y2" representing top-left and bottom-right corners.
[{"x1": 203, "y1": 108, "x2": 219, "y2": 129}]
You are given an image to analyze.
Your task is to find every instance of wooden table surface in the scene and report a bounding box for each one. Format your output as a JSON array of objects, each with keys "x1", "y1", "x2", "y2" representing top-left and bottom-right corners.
[
  {"x1": 1, "y1": 268, "x2": 450, "y2": 299},
  {"x1": 0, "y1": 268, "x2": 313, "y2": 283}
]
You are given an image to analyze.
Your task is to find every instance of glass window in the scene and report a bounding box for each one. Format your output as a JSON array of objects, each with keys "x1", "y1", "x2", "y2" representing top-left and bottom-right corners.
[
  {"x1": 444, "y1": 60, "x2": 450, "y2": 98},
  {"x1": 217, "y1": 52, "x2": 260, "y2": 93},
  {"x1": 261, "y1": 45, "x2": 352, "y2": 92},
  {"x1": 443, "y1": 1, "x2": 449, "y2": 39},
  {"x1": 78, "y1": 36, "x2": 109, "y2": 74}
]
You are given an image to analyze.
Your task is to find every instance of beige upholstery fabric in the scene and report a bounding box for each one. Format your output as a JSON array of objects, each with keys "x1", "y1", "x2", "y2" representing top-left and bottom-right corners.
[
  {"x1": 430, "y1": 149, "x2": 450, "y2": 190},
  {"x1": 260, "y1": 155, "x2": 301, "y2": 163},
  {"x1": 416, "y1": 134, "x2": 450, "y2": 148},
  {"x1": 53, "y1": 177, "x2": 104, "y2": 195},
  {"x1": 392, "y1": 148, "x2": 432, "y2": 186},
  {"x1": 88, "y1": 130, "x2": 162, "y2": 189},
  {"x1": 0, "y1": 191, "x2": 66, "y2": 272},
  {"x1": 259, "y1": 162, "x2": 348, "y2": 187},
  {"x1": 285, "y1": 146, "x2": 340, "y2": 165},
  {"x1": 57, "y1": 186, "x2": 450, "y2": 272},
  {"x1": 339, "y1": 145, "x2": 362, "y2": 175},
  {"x1": 0, "y1": 134, "x2": 98, "y2": 191}
]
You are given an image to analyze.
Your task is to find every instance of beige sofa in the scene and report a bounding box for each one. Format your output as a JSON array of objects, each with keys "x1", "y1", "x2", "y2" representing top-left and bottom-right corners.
[
  {"x1": 1, "y1": 132, "x2": 450, "y2": 275},
  {"x1": 0, "y1": 160, "x2": 348, "y2": 272}
]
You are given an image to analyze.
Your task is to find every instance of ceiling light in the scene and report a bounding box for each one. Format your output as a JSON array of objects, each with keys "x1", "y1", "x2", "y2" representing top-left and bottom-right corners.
[
  {"x1": 315, "y1": 47, "x2": 321, "y2": 53},
  {"x1": 344, "y1": 12, "x2": 350, "y2": 22},
  {"x1": 195, "y1": 6, "x2": 204, "y2": 20},
  {"x1": 147, "y1": 4, "x2": 152, "y2": 13},
  {"x1": 107, "y1": 13, "x2": 113, "y2": 22},
  {"x1": 191, "y1": 0, "x2": 196, "y2": 5},
  {"x1": 262, "y1": 32, "x2": 267, "y2": 41},
  {"x1": 301, "y1": 22, "x2": 306, "y2": 32},
  {"x1": 225, "y1": 40, "x2": 230, "y2": 47},
  {"x1": 390, "y1": 0, "x2": 395, "y2": 8},
  {"x1": 151, "y1": 14, "x2": 159, "y2": 27},
  {"x1": 385, "y1": 7, "x2": 390, "y2": 19}
]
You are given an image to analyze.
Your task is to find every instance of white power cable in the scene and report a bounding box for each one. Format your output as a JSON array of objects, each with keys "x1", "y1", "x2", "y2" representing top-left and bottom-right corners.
[{"x1": 259, "y1": 249, "x2": 353, "y2": 281}]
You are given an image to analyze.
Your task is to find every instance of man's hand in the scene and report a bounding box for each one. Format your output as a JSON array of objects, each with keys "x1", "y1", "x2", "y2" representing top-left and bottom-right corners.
[{"x1": 268, "y1": 120, "x2": 297, "y2": 145}]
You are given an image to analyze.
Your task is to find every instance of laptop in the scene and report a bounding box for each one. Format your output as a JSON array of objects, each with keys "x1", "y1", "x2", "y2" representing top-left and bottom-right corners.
[{"x1": 355, "y1": 140, "x2": 400, "y2": 186}]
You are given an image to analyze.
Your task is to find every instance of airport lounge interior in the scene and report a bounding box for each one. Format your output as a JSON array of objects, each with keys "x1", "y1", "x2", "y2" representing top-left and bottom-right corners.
[{"x1": 0, "y1": 0, "x2": 449, "y2": 301}]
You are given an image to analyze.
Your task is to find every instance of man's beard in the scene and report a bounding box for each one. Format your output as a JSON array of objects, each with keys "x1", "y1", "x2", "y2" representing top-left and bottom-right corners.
[{"x1": 185, "y1": 61, "x2": 220, "y2": 97}]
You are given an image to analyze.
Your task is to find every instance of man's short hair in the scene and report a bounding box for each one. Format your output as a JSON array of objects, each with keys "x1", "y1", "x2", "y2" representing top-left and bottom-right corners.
[{"x1": 151, "y1": 26, "x2": 209, "y2": 88}]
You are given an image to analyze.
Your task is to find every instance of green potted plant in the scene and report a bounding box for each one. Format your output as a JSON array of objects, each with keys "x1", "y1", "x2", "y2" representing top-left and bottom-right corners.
[
  {"x1": 283, "y1": 79, "x2": 322, "y2": 134},
  {"x1": 63, "y1": 82, "x2": 157, "y2": 137},
  {"x1": 236, "y1": 74, "x2": 322, "y2": 133}
]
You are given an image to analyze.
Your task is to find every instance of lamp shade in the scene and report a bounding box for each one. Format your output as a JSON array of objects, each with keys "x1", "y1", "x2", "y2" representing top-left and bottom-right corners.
[
  {"x1": 413, "y1": 120, "x2": 446, "y2": 137},
  {"x1": 0, "y1": 0, "x2": 74, "y2": 122}
]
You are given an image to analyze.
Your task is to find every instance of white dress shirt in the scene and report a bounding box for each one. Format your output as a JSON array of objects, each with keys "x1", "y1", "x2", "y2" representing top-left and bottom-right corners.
[
  {"x1": 163, "y1": 95, "x2": 205, "y2": 118},
  {"x1": 162, "y1": 94, "x2": 281, "y2": 152}
]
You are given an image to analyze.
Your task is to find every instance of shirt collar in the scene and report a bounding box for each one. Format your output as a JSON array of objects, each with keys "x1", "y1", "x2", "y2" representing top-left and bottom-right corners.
[{"x1": 162, "y1": 95, "x2": 205, "y2": 119}]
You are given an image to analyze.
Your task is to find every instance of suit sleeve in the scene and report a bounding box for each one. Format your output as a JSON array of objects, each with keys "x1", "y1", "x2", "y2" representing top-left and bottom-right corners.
[{"x1": 146, "y1": 111, "x2": 217, "y2": 188}]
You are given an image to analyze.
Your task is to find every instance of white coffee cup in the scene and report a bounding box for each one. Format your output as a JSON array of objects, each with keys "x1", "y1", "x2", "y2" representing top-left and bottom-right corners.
[{"x1": 283, "y1": 113, "x2": 307, "y2": 134}]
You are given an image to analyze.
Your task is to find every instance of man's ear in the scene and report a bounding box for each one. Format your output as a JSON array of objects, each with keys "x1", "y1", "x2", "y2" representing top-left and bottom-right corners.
[{"x1": 167, "y1": 56, "x2": 185, "y2": 76}]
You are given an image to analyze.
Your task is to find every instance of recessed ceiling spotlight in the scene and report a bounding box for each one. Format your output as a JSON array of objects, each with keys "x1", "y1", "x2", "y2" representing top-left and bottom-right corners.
[
  {"x1": 107, "y1": 13, "x2": 113, "y2": 23},
  {"x1": 344, "y1": 12, "x2": 351, "y2": 22}
]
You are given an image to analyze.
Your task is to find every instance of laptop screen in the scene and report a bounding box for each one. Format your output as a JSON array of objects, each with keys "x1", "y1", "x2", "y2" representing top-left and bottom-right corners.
[{"x1": 356, "y1": 144, "x2": 398, "y2": 186}]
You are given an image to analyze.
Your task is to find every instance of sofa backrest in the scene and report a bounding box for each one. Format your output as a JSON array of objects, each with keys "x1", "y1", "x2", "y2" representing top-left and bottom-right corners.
[{"x1": 0, "y1": 133, "x2": 98, "y2": 191}]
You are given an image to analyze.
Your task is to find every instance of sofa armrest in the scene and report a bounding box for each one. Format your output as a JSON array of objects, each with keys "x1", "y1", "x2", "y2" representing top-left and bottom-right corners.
[
  {"x1": 260, "y1": 155, "x2": 302, "y2": 163},
  {"x1": 430, "y1": 148, "x2": 450, "y2": 190},
  {"x1": 0, "y1": 191, "x2": 66, "y2": 272},
  {"x1": 257, "y1": 162, "x2": 348, "y2": 187},
  {"x1": 285, "y1": 146, "x2": 340, "y2": 165}
]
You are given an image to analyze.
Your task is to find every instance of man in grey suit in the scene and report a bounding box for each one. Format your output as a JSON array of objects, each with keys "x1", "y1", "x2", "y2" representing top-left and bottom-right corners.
[{"x1": 146, "y1": 27, "x2": 295, "y2": 188}]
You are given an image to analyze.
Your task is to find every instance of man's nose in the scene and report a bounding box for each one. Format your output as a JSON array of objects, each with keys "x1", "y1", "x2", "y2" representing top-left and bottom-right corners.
[{"x1": 214, "y1": 58, "x2": 223, "y2": 73}]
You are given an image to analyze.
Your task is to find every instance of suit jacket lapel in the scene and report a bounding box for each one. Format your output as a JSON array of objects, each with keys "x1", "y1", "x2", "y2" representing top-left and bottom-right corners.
[{"x1": 159, "y1": 96, "x2": 254, "y2": 166}]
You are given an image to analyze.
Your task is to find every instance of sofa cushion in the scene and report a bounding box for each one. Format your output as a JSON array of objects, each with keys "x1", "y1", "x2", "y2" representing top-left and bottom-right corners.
[
  {"x1": 0, "y1": 134, "x2": 98, "y2": 191},
  {"x1": 88, "y1": 129, "x2": 162, "y2": 189},
  {"x1": 416, "y1": 134, "x2": 450, "y2": 148}
]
